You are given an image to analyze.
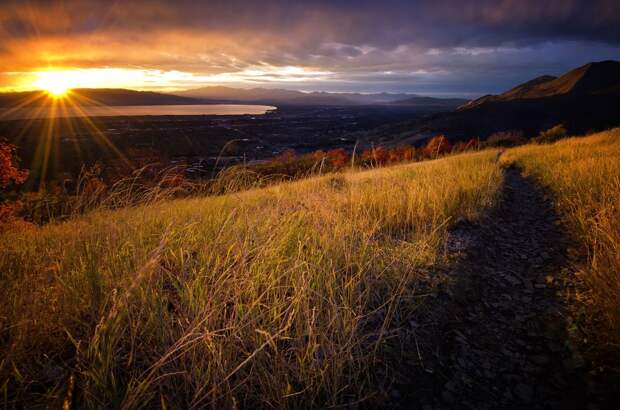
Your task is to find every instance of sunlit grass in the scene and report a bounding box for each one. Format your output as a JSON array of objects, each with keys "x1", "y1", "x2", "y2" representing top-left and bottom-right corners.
[
  {"x1": 503, "y1": 129, "x2": 620, "y2": 360},
  {"x1": 0, "y1": 150, "x2": 502, "y2": 407}
]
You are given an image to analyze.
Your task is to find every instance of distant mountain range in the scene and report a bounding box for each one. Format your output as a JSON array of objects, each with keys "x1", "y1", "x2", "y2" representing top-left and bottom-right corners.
[
  {"x1": 395, "y1": 60, "x2": 620, "y2": 141},
  {"x1": 0, "y1": 86, "x2": 467, "y2": 110},
  {"x1": 174, "y1": 86, "x2": 467, "y2": 107}
]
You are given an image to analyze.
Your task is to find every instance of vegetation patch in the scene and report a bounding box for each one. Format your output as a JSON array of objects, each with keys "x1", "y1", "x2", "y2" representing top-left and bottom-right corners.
[{"x1": 0, "y1": 150, "x2": 502, "y2": 407}]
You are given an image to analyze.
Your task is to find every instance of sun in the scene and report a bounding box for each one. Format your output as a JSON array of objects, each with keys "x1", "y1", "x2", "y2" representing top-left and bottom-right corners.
[{"x1": 34, "y1": 71, "x2": 75, "y2": 97}]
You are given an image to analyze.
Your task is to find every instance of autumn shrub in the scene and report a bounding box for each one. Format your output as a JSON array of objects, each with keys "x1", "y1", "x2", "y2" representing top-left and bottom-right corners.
[
  {"x1": 484, "y1": 130, "x2": 528, "y2": 147},
  {"x1": 534, "y1": 124, "x2": 567, "y2": 144},
  {"x1": 360, "y1": 145, "x2": 388, "y2": 166},
  {"x1": 422, "y1": 135, "x2": 452, "y2": 158},
  {"x1": 0, "y1": 142, "x2": 28, "y2": 224},
  {"x1": 359, "y1": 144, "x2": 416, "y2": 167},
  {"x1": 453, "y1": 138, "x2": 480, "y2": 153}
]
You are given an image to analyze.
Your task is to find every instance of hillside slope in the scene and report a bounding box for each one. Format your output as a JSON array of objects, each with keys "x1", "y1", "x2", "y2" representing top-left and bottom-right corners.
[
  {"x1": 0, "y1": 151, "x2": 502, "y2": 407},
  {"x1": 461, "y1": 61, "x2": 620, "y2": 110},
  {"x1": 3, "y1": 131, "x2": 618, "y2": 407},
  {"x1": 393, "y1": 61, "x2": 620, "y2": 140}
]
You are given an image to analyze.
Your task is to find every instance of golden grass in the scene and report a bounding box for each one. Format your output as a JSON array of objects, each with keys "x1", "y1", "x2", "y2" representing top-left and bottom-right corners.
[
  {"x1": 0, "y1": 150, "x2": 502, "y2": 407},
  {"x1": 503, "y1": 128, "x2": 620, "y2": 360}
]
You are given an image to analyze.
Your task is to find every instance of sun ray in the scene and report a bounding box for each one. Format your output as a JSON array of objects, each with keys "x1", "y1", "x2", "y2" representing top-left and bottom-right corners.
[
  {"x1": 31, "y1": 99, "x2": 58, "y2": 190},
  {"x1": 0, "y1": 92, "x2": 48, "y2": 121},
  {"x1": 58, "y1": 97, "x2": 84, "y2": 167},
  {"x1": 14, "y1": 80, "x2": 134, "y2": 189},
  {"x1": 63, "y1": 93, "x2": 133, "y2": 169}
]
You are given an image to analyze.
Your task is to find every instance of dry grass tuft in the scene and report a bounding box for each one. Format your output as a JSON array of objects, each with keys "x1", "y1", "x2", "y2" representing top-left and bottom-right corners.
[{"x1": 0, "y1": 150, "x2": 502, "y2": 407}]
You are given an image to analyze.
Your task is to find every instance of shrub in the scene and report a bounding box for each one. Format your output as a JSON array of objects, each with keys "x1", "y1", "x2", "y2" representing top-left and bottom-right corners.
[
  {"x1": 422, "y1": 135, "x2": 452, "y2": 158},
  {"x1": 360, "y1": 146, "x2": 388, "y2": 166},
  {"x1": 325, "y1": 148, "x2": 349, "y2": 170},
  {"x1": 0, "y1": 142, "x2": 28, "y2": 189},
  {"x1": 534, "y1": 124, "x2": 567, "y2": 144},
  {"x1": 484, "y1": 131, "x2": 527, "y2": 148},
  {"x1": 392, "y1": 144, "x2": 416, "y2": 162},
  {"x1": 453, "y1": 138, "x2": 480, "y2": 153},
  {"x1": 0, "y1": 142, "x2": 29, "y2": 224}
]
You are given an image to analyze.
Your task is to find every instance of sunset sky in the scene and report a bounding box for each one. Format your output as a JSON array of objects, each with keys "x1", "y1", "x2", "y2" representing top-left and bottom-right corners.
[{"x1": 1, "y1": 0, "x2": 619, "y2": 97}]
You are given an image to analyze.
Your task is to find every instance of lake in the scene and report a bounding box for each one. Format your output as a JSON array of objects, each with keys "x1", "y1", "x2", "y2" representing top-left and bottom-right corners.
[{"x1": 0, "y1": 104, "x2": 276, "y2": 120}]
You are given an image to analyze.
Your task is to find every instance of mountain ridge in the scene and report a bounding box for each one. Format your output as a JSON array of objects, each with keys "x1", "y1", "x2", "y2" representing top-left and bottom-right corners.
[
  {"x1": 175, "y1": 86, "x2": 466, "y2": 107},
  {"x1": 0, "y1": 88, "x2": 207, "y2": 108},
  {"x1": 0, "y1": 86, "x2": 468, "y2": 109},
  {"x1": 460, "y1": 60, "x2": 620, "y2": 110},
  {"x1": 379, "y1": 60, "x2": 620, "y2": 143}
]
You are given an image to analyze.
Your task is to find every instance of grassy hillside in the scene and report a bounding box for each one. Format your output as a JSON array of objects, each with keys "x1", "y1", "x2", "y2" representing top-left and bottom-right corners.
[
  {"x1": 503, "y1": 129, "x2": 620, "y2": 364},
  {"x1": 1, "y1": 151, "x2": 502, "y2": 407}
]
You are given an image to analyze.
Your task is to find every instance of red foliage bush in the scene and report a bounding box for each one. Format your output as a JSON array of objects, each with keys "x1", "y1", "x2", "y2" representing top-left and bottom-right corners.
[
  {"x1": 274, "y1": 149, "x2": 298, "y2": 163},
  {"x1": 326, "y1": 148, "x2": 349, "y2": 170},
  {"x1": 453, "y1": 138, "x2": 480, "y2": 153},
  {"x1": 394, "y1": 144, "x2": 415, "y2": 162},
  {"x1": 361, "y1": 146, "x2": 389, "y2": 166},
  {"x1": 422, "y1": 135, "x2": 452, "y2": 158},
  {"x1": 0, "y1": 142, "x2": 28, "y2": 188},
  {"x1": 0, "y1": 142, "x2": 29, "y2": 223}
]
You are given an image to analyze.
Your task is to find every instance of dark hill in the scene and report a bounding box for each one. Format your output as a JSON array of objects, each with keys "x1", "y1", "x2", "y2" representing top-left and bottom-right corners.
[
  {"x1": 0, "y1": 89, "x2": 206, "y2": 107},
  {"x1": 459, "y1": 75, "x2": 557, "y2": 109},
  {"x1": 391, "y1": 96, "x2": 467, "y2": 109},
  {"x1": 404, "y1": 60, "x2": 620, "y2": 140},
  {"x1": 460, "y1": 61, "x2": 620, "y2": 110}
]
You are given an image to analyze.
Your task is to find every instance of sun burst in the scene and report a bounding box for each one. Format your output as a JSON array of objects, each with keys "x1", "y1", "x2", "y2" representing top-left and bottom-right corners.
[{"x1": 34, "y1": 71, "x2": 74, "y2": 97}]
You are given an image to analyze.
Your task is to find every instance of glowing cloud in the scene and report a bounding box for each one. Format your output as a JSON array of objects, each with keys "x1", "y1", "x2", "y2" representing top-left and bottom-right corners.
[{"x1": 16, "y1": 66, "x2": 335, "y2": 93}]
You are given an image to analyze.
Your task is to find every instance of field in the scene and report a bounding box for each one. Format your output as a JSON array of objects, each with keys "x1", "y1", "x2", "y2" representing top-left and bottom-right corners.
[
  {"x1": 0, "y1": 150, "x2": 502, "y2": 407},
  {"x1": 503, "y1": 129, "x2": 620, "y2": 364}
]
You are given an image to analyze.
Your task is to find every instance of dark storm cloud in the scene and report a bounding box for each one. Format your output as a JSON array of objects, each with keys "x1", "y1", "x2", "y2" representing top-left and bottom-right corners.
[
  {"x1": 7, "y1": 0, "x2": 615, "y2": 45},
  {"x1": 1, "y1": 0, "x2": 619, "y2": 94}
]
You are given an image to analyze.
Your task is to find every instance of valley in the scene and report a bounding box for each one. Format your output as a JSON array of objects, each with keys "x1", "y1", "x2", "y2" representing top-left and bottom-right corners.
[{"x1": 1, "y1": 105, "x2": 436, "y2": 187}]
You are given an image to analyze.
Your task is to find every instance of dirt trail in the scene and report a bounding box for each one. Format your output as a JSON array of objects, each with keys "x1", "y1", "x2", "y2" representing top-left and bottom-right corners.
[{"x1": 396, "y1": 167, "x2": 591, "y2": 409}]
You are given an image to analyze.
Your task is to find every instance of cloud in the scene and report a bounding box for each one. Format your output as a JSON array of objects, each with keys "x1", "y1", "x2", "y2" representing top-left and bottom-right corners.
[{"x1": 0, "y1": 0, "x2": 619, "y2": 94}]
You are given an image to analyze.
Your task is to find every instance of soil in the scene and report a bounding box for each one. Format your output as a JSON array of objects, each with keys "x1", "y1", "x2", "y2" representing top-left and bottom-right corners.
[{"x1": 392, "y1": 167, "x2": 604, "y2": 409}]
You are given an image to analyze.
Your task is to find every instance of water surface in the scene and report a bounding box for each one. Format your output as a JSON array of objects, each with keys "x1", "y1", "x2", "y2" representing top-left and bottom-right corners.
[{"x1": 0, "y1": 104, "x2": 276, "y2": 120}]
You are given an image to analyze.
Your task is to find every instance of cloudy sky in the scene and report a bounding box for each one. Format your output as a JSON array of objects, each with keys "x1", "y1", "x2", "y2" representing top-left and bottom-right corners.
[{"x1": 1, "y1": 0, "x2": 619, "y2": 97}]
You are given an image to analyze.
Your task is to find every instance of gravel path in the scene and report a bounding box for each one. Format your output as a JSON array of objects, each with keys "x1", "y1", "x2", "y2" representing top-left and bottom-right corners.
[{"x1": 395, "y1": 167, "x2": 590, "y2": 409}]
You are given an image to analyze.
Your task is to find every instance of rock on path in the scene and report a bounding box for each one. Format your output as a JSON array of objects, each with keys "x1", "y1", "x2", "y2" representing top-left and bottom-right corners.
[{"x1": 395, "y1": 167, "x2": 590, "y2": 409}]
